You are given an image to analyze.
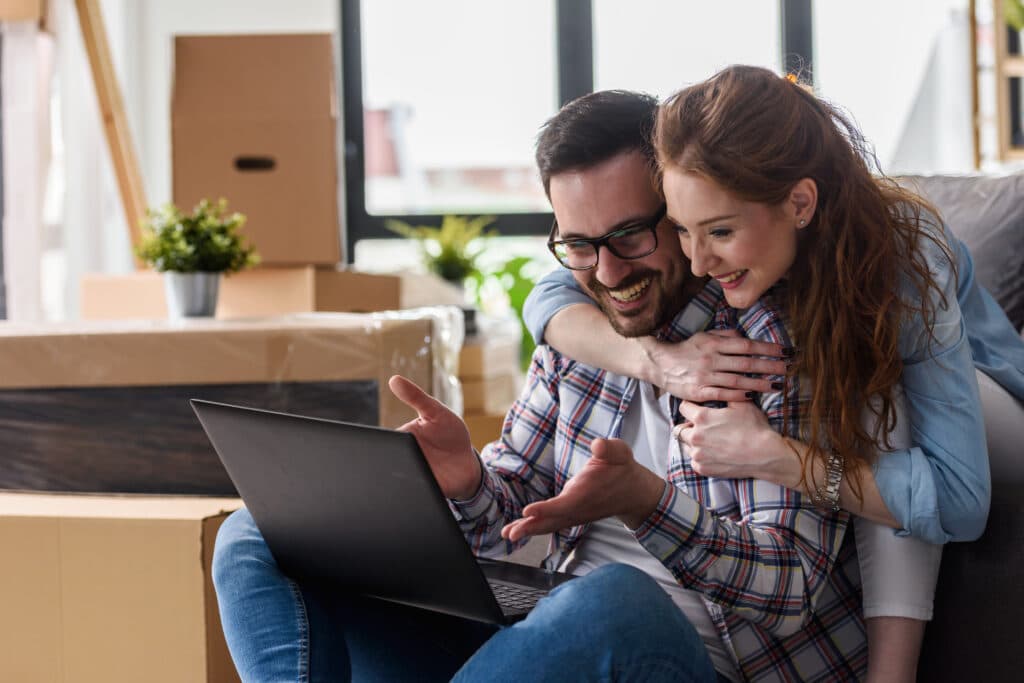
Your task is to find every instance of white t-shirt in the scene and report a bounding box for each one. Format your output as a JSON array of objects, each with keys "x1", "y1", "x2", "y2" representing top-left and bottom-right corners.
[{"x1": 561, "y1": 382, "x2": 741, "y2": 681}]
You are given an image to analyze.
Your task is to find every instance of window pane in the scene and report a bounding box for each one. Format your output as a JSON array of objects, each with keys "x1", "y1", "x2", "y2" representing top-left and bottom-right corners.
[
  {"x1": 360, "y1": 1, "x2": 556, "y2": 216},
  {"x1": 814, "y1": 0, "x2": 974, "y2": 174},
  {"x1": 593, "y1": 0, "x2": 780, "y2": 100}
]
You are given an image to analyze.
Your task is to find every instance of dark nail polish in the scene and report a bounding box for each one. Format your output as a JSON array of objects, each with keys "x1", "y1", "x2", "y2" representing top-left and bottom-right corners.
[
  {"x1": 771, "y1": 381, "x2": 784, "y2": 390},
  {"x1": 745, "y1": 391, "x2": 757, "y2": 399},
  {"x1": 781, "y1": 347, "x2": 796, "y2": 357}
]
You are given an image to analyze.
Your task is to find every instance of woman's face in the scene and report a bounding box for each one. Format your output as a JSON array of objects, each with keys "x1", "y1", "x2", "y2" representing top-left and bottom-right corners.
[{"x1": 662, "y1": 168, "x2": 815, "y2": 309}]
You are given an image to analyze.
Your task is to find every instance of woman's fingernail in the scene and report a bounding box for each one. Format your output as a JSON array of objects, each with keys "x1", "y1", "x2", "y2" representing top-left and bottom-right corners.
[
  {"x1": 745, "y1": 391, "x2": 757, "y2": 399},
  {"x1": 782, "y1": 347, "x2": 796, "y2": 357},
  {"x1": 771, "y1": 381, "x2": 784, "y2": 390}
]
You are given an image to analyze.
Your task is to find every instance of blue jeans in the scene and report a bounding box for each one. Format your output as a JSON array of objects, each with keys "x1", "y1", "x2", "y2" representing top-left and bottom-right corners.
[{"x1": 213, "y1": 508, "x2": 720, "y2": 682}]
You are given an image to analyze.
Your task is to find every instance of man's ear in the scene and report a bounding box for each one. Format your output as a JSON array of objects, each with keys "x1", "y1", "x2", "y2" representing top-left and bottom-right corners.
[{"x1": 789, "y1": 178, "x2": 818, "y2": 229}]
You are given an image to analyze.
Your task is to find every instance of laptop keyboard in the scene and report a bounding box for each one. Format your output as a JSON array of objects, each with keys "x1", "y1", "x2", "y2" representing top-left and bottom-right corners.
[{"x1": 488, "y1": 580, "x2": 549, "y2": 616}]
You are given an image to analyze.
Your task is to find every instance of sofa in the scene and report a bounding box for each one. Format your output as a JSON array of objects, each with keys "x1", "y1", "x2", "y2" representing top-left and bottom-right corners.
[{"x1": 903, "y1": 174, "x2": 1024, "y2": 683}]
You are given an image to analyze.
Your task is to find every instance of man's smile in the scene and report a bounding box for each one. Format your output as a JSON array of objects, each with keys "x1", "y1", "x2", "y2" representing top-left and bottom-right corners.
[{"x1": 607, "y1": 276, "x2": 653, "y2": 303}]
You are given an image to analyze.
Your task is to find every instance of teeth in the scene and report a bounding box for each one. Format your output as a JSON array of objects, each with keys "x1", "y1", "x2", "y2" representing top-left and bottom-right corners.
[
  {"x1": 608, "y1": 277, "x2": 652, "y2": 302},
  {"x1": 717, "y1": 270, "x2": 747, "y2": 284}
]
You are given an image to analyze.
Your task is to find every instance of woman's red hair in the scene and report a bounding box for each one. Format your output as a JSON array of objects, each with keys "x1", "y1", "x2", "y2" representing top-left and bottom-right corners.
[{"x1": 655, "y1": 65, "x2": 953, "y2": 493}]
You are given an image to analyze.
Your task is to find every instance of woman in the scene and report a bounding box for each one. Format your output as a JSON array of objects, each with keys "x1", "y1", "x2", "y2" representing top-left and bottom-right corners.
[{"x1": 523, "y1": 65, "x2": 996, "y2": 682}]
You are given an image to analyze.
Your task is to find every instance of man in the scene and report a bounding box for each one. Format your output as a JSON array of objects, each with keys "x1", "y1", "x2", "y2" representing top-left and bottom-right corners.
[{"x1": 212, "y1": 91, "x2": 847, "y2": 682}]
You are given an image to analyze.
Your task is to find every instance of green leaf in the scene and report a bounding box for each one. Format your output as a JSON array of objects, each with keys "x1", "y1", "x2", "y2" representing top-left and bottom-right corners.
[{"x1": 135, "y1": 198, "x2": 258, "y2": 273}]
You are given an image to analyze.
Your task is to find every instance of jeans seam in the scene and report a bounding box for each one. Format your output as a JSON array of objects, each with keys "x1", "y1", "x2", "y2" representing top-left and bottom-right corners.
[{"x1": 288, "y1": 578, "x2": 310, "y2": 683}]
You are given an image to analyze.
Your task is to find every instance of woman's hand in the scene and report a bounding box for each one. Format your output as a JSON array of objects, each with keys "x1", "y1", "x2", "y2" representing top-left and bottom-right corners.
[
  {"x1": 639, "y1": 330, "x2": 788, "y2": 403},
  {"x1": 674, "y1": 399, "x2": 801, "y2": 488}
]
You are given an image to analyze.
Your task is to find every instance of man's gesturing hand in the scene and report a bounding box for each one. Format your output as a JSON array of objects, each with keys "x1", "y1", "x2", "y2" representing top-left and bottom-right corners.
[
  {"x1": 388, "y1": 375, "x2": 482, "y2": 500},
  {"x1": 500, "y1": 438, "x2": 666, "y2": 542},
  {"x1": 639, "y1": 329, "x2": 788, "y2": 403}
]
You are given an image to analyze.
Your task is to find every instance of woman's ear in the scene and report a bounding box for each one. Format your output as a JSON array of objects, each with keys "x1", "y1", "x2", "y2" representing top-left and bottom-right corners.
[{"x1": 790, "y1": 178, "x2": 818, "y2": 230}]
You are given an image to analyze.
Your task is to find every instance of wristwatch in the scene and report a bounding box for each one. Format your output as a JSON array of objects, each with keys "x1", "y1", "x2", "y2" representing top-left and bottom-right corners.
[{"x1": 810, "y1": 450, "x2": 844, "y2": 512}]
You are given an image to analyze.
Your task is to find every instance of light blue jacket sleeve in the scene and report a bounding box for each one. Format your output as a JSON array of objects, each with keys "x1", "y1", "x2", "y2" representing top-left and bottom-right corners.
[
  {"x1": 954, "y1": 238, "x2": 1024, "y2": 401},
  {"x1": 874, "y1": 226, "x2": 991, "y2": 543},
  {"x1": 522, "y1": 268, "x2": 594, "y2": 345}
]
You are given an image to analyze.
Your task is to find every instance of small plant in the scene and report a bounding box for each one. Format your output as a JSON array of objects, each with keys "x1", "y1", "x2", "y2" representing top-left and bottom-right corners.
[
  {"x1": 385, "y1": 214, "x2": 497, "y2": 283},
  {"x1": 136, "y1": 198, "x2": 259, "y2": 273}
]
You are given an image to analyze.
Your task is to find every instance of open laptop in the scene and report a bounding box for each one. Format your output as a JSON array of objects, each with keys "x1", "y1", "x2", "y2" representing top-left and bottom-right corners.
[{"x1": 191, "y1": 399, "x2": 575, "y2": 624}]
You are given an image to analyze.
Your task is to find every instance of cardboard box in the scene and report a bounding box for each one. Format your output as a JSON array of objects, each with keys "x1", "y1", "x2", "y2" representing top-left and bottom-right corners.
[
  {"x1": 80, "y1": 268, "x2": 465, "y2": 320},
  {"x1": 0, "y1": 0, "x2": 44, "y2": 21},
  {"x1": 465, "y1": 412, "x2": 506, "y2": 451},
  {"x1": 462, "y1": 374, "x2": 518, "y2": 415},
  {"x1": 459, "y1": 336, "x2": 520, "y2": 380},
  {"x1": 0, "y1": 314, "x2": 456, "y2": 494},
  {"x1": 172, "y1": 34, "x2": 341, "y2": 265},
  {"x1": 0, "y1": 492, "x2": 242, "y2": 683}
]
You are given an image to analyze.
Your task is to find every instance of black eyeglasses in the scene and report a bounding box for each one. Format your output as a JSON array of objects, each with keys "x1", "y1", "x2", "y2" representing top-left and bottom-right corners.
[{"x1": 547, "y1": 205, "x2": 667, "y2": 270}]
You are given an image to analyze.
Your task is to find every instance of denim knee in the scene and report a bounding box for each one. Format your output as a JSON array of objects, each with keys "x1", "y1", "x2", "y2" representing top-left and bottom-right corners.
[
  {"x1": 541, "y1": 562, "x2": 681, "y2": 634},
  {"x1": 456, "y1": 563, "x2": 718, "y2": 682},
  {"x1": 212, "y1": 507, "x2": 273, "y2": 590}
]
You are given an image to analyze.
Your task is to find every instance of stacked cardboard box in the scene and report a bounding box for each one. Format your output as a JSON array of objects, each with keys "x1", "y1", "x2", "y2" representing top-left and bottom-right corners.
[
  {"x1": 84, "y1": 33, "x2": 468, "y2": 321},
  {"x1": 0, "y1": 492, "x2": 242, "y2": 682},
  {"x1": 460, "y1": 318, "x2": 523, "y2": 451},
  {"x1": 0, "y1": 311, "x2": 460, "y2": 495},
  {"x1": 172, "y1": 33, "x2": 340, "y2": 265}
]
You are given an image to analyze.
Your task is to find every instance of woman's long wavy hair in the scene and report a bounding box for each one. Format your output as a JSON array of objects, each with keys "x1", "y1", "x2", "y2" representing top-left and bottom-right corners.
[{"x1": 654, "y1": 65, "x2": 952, "y2": 493}]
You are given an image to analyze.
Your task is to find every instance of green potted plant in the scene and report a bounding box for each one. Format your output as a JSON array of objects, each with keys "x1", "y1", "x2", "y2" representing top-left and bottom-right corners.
[
  {"x1": 385, "y1": 214, "x2": 497, "y2": 287},
  {"x1": 136, "y1": 198, "x2": 259, "y2": 318}
]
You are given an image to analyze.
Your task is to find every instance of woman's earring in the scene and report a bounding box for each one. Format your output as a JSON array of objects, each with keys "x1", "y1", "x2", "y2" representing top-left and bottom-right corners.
[{"x1": 797, "y1": 218, "x2": 807, "y2": 227}]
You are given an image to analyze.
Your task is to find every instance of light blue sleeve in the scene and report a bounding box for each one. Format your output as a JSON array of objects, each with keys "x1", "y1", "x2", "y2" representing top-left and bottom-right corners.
[
  {"x1": 522, "y1": 268, "x2": 597, "y2": 344},
  {"x1": 874, "y1": 225, "x2": 991, "y2": 544},
  {"x1": 954, "y1": 238, "x2": 1024, "y2": 401}
]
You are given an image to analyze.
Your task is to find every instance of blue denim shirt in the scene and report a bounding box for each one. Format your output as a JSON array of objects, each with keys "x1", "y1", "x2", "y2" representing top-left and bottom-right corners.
[{"x1": 523, "y1": 233, "x2": 1016, "y2": 544}]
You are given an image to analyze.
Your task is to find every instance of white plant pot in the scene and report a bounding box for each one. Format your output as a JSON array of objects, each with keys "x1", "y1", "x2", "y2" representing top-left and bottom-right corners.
[{"x1": 163, "y1": 271, "x2": 221, "y2": 318}]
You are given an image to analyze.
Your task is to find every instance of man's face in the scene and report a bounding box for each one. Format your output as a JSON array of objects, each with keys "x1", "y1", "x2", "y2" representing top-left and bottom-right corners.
[{"x1": 549, "y1": 151, "x2": 688, "y2": 337}]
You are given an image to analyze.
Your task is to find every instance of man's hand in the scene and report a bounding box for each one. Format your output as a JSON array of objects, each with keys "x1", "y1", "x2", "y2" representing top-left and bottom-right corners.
[
  {"x1": 639, "y1": 330, "x2": 788, "y2": 403},
  {"x1": 388, "y1": 375, "x2": 482, "y2": 500},
  {"x1": 674, "y1": 399, "x2": 800, "y2": 488},
  {"x1": 500, "y1": 438, "x2": 666, "y2": 542}
]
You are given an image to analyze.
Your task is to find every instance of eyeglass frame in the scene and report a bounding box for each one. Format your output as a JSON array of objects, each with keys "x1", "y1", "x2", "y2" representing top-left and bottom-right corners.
[{"x1": 546, "y1": 204, "x2": 668, "y2": 271}]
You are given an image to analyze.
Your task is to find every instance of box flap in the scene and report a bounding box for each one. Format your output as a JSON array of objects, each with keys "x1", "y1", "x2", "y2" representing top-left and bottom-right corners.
[{"x1": 173, "y1": 34, "x2": 336, "y2": 120}]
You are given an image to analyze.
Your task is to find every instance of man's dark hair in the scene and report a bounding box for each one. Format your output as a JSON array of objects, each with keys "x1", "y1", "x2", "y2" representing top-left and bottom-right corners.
[{"x1": 535, "y1": 90, "x2": 659, "y2": 197}]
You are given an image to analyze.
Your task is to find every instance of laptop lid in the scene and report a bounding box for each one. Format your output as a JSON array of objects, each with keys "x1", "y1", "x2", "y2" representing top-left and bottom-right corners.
[{"x1": 191, "y1": 399, "x2": 509, "y2": 623}]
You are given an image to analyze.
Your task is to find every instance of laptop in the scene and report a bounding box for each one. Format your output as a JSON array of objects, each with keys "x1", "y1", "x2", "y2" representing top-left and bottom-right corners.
[{"x1": 191, "y1": 399, "x2": 575, "y2": 624}]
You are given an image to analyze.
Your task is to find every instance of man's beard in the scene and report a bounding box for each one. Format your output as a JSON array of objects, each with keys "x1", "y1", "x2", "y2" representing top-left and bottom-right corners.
[{"x1": 583, "y1": 269, "x2": 680, "y2": 338}]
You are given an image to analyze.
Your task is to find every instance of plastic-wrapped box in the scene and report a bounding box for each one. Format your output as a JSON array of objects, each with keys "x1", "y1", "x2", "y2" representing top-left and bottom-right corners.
[{"x1": 0, "y1": 308, "x2": 462, "y2": 495}]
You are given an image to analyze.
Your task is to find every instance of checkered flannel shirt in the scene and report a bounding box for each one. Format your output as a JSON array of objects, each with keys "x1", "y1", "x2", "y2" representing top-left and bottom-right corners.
[{"x1": 450, "y1": 280, "x2": 867, "y2": 681}]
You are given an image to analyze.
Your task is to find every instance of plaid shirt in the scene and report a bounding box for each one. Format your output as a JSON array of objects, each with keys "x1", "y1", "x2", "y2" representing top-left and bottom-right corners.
[{"x1": 451, "y1": 280, "x2": 866, "y2": 682}]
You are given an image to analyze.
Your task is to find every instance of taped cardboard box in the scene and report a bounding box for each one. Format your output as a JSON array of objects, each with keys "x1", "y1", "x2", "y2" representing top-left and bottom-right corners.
[
  {"x1": 172, "y1": 34, "x2": 340, "y2": 265},
  {"x1": 0, "y1": 311, "x2": 462, "y2": 495},
  {"x1": 0, "y1": 492, "x2": 242, "y2": 683},
  {"x1": 80, "y1": 268, "x2": 464, "y2": 320}
]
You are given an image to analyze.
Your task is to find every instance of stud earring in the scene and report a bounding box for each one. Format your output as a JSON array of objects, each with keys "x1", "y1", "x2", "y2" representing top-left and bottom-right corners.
[{"x1": 798, "y1": 219, "x2": 806, "y2": 227}]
